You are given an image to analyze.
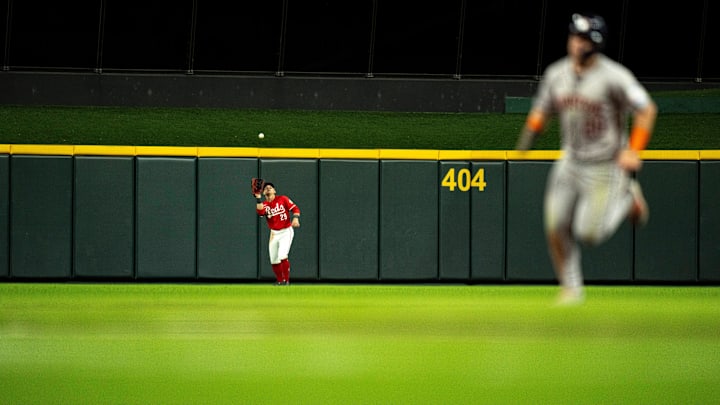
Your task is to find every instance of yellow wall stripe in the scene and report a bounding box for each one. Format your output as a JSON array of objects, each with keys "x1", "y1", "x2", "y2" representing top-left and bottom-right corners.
[
  {"x1": 469, "y1": 150, "x2": 508, "y2": 160},
  {"x1": 11, "y1": 144, "x2": 75, "y2": 155},
  {"x1": 700, "y1": 150, "x2": 720, "y2": 160},
  {"x1": 506, "y1": 150, "x2": 563, "y2": 160},
  {"x1": 258, "y1": 148, "x2": 320, "y2": 158},
  {"x1": 318, "y1": 149, "x2": 380, "y2": 159},
  {"x1": 134, "y1": 146, "x2": 198, "y2": 156},
  {"x1": 379, "y1": 149, "x2": 439, "y2": 160},
  {"x1": 197, "y1": 147, "x2": 260, "y2": 157},
  {"x1": 74, "y1": 145, "x2": 137, "y2": 156},
  {"x1": 641, "y1": 150, "x2": 700, "y2": 160},
  {"x1": 1, "y1": 145, "x2": 718, "y2": 160}
]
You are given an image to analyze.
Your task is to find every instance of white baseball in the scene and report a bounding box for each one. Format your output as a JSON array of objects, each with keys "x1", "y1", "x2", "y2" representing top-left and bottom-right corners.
[{"x1": 258, "y1": 132, "x2": 265, "y2": 139}]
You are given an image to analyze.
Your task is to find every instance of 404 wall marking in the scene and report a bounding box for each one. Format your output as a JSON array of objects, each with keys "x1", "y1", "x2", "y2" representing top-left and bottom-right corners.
[{"x1": 441, "y1": 168, "x2": 486, "y2": 192}]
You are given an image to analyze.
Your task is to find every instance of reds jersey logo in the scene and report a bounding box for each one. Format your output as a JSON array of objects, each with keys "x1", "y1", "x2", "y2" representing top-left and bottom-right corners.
[
  {"x1": 265, "y1": 203, "x2": 287, "y2": 220},
  {"x1": 258, "y1": 195, "x2": 299, "y2": 230}
]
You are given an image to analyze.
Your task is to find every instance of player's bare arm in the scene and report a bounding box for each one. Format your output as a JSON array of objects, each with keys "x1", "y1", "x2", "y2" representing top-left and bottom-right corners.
[
  {"x1": 618, "y1": 101, "x2": 658, "y2": 172},
  {"x1": 516, "y1": 109, "x2": 548, "y2": 151}
]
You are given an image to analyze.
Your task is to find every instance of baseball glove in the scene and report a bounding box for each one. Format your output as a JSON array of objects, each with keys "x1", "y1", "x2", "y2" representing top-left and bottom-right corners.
[{"x1": 251, "y1": 177, "x2": 265, "y2": 195}]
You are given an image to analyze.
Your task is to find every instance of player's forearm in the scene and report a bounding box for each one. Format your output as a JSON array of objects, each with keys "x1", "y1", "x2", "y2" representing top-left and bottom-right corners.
[
  {"x1": 619, "y1": 101, "x2": 656, "y2": 172},
  {"x1": 629, "y1": 101, "x2": 657, "y2": 151},
  {"x1": 516, "y1": 110, "x2": 546, "y2": 151}
]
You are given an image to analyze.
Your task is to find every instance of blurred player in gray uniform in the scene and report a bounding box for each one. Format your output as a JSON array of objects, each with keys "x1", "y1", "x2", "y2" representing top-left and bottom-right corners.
[{"x1": 516, "y1": 12, "x2": 657, "y2": 304}]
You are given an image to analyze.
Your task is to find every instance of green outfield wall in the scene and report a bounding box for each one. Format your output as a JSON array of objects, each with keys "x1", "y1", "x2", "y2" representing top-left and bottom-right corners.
[{"x1": 1, "y1": 145, "x2": 718, "y2": 284}]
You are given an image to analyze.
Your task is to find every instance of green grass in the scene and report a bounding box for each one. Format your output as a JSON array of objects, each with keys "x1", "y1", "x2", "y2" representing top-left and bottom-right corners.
[
  {"x1": 2, "y1": 283, "x2": 719, "y2": 404},
  {"x1": 1, "y1": 103, "x2": 719, "y2": 150}
]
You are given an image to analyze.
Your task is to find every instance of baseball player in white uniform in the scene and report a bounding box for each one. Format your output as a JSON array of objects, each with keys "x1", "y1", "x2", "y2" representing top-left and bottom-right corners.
[{"x1": 516, "y1": 12, "x2": 657, "y2": 304}]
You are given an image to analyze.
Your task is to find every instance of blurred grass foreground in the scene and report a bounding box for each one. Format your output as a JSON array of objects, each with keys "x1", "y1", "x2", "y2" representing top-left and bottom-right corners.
[{"x1": 1, "y1": 283, "x2": 719, "y2": 404}]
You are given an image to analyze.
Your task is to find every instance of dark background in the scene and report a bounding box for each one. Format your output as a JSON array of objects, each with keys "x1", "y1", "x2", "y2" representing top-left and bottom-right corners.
[{"x1": 1, "y1": 0, "x2": 718, "y2": 81}]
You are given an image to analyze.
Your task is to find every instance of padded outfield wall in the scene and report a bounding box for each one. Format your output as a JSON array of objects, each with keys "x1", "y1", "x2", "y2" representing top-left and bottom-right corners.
[{"x1": 0, "y1": 145, "x2": 718, "y2": 284}]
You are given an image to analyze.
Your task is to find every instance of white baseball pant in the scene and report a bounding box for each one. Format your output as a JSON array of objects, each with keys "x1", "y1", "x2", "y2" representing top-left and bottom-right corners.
[{"x1": 268, "y1": 226, "x2": 294, "y2": 264}]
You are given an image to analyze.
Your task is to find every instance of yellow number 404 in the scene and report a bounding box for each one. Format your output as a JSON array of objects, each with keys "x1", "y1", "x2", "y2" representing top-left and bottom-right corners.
[{"x1": 441, "y1": 168, "x2": 487, "y2": 192}]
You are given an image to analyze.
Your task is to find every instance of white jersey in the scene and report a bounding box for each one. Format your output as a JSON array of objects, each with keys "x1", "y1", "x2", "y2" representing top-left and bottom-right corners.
[{"x1": 533, "y1": 54, "x2": 652, "y2": 162}]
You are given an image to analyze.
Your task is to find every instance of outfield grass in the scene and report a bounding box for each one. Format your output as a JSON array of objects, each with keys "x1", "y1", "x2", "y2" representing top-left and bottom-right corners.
[
  {"x1": 1, "y1": 284, "x2": 719, "y2": 404},
  {"x1": 1, "y1": 102, "x2": 719, "y2": 150}
]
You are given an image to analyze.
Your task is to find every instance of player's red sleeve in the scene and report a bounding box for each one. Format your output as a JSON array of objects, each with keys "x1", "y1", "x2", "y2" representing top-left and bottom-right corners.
[{"x1": 285, "y1": 196, "x2": 300, "y2": 216}]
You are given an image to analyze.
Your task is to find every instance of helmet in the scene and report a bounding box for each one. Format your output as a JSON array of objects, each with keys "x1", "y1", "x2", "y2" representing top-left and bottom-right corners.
[{"x1": 568, "y1": 13, "x2": 608, "y2": 52}]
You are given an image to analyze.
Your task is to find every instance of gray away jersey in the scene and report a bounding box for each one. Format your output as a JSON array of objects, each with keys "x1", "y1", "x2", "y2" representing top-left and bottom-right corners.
[{"x1": 533, "y1": 54, "x2": 652, "y2": 162}]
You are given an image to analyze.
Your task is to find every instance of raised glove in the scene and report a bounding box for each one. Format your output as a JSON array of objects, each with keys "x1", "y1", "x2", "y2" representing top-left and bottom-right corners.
[{"x1": 251, "y1": 177, "x2": 265, "y2": 195}]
